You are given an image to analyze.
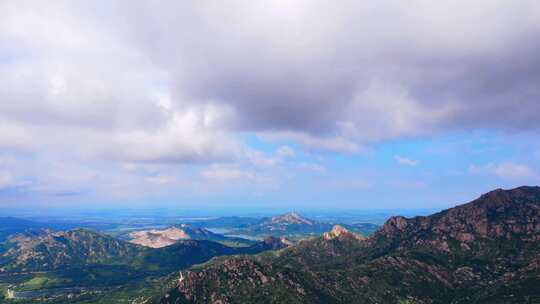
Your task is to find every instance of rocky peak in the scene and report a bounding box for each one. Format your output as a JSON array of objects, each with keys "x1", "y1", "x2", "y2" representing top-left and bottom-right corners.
[
  {"x1": 475, "y1": 186, "x2": 540, "y2": 207},
  {"x1": 323, "y1": 225, "x2": 363, "y2": 241},
  {"x1": 372, "y1": 186, "x2": 540, "y2": 249},
  {"x1": 384, "y1": 216, "x2": 408, "y2": 230},
  {"x1": 377, "y1": 216, "x2": 410, "y2": 237}
]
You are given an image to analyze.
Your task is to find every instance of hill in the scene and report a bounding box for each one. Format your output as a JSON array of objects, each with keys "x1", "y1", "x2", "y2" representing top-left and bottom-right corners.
[
  {"x1": 129, "y1": 224, "x2": 254, "y2": 248},
  {"x1": 1, "y1": 228, "x2": 140, "y2": 272},
  {"x1": 1, "y1": 228, "x2": 290, "y2": 272},
  {"x1": 160, "y1": 186, "x2": 540, "y2": 304},
  {"x1": 0, "y1": 227, "x2": 291, "y2": 297}
]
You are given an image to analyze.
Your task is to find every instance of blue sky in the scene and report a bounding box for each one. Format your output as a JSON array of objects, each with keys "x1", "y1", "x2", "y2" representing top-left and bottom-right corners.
[
  {"x1": 0, "y1": 1, "x2": 539, "y2": 212},
  {"x1": 1, "y1": 129, "x2": 538, "y2": 212}
]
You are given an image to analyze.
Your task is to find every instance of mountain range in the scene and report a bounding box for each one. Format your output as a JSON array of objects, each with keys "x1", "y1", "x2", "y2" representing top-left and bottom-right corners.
[
  {"x1": 2, "y1": 186, "x2": 539, "y2": 303},
  {"x1": 226, "y1": 212, "x2": 379, "y2": 239},
  {"x1": 161, "y1": 186, "x2": 540, "y2": 304},
  {"x1": 0, "y1": 227, "x2": 291, "y2": 293}
]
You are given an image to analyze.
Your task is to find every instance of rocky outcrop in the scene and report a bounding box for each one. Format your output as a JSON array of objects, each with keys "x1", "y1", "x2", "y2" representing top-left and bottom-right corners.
[
  {"x1": 323, "y1": 225, "x2": 364, "y2": 241},
  {"x1": 129, "y1": 227, "x2": 190, "y2": 248},
  {"x1": 128, "y1": 224, "x2": 243, "y2": 248}
]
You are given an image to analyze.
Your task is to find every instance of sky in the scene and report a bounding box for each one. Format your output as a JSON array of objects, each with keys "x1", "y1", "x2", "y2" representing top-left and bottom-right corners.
[{"x1": 1, "y1": 1, "x2": 540, "y2": 212}]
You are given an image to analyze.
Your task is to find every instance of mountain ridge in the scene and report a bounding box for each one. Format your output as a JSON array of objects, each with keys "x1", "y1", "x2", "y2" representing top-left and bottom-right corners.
[
  {"x1": 160, "y1": 185, "x2": 540, "y2": 304},
  {"x1": 0, "y1": 228, "x2": 291, "y2": 275}
]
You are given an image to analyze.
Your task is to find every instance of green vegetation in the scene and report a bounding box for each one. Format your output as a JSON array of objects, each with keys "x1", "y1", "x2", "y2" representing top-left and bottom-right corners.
[
  {"x1": 19, "y1": 275, "x2": 69, "y2": 291},
  {"x1": 0, "y1": 226, "x2": 289, "y2": 303},
  {"x1": 0, "y1": 282, "x2": 9, "y2": 300},
  {"x1": 9, "y1": 187, "x2": 540, "y2": 303},
  {"x1": 160, "y1": 186, "x2": 540, "y2": 304}
]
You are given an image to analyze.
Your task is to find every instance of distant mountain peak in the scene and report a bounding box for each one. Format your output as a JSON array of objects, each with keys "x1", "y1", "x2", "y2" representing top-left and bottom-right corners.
[{"x1": 270, "y1": 212, "x2": 314, "y2": 225}]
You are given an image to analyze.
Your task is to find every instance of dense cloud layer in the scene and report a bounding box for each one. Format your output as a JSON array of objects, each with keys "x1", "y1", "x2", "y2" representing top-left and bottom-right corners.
[
  {"x1": 100, "y1": 1, "x2": 540, "y2": 144},
  {"x1": 1, "y1": 1, "x2": 539, "y2": 158}
]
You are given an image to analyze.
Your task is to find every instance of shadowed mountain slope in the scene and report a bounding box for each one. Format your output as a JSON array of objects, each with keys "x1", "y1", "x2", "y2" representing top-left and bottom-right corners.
[{"x1": 0, "y1": 229, "x2": 291, "y2": 276}]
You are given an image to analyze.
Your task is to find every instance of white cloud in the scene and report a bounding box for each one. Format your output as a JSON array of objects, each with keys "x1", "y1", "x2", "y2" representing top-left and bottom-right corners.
[
  {"x1": 47, "y1": 163, "x2": 98, "y2": 183},
  {"x1": 493, "y1": 163, "x2": 535, "y2": 180},
  {"x1": 394, "y1": 155, "x2": 419, "y2": 166},
  {"x1": 145, "y1": 174, "x2": 176, "y2": 185},
  {"x1": 246, "y1": 150, "x2": 278, "y2": 168},
  {"x1": 297, "y1": 163, "x2": 326, "y2": 173},
  {"x1": 276, "y1": 146, "x2": 295, "y2": 158},
  {"x1": 95, "y1": 107, "x2": 239, "y2": 163},
  {"x1": 1, "y1": 1, "x2": 540, "y2": 162},
  {"x1": 1, "y1": 1, "x2": 540, "y2": 207},
  {"x1": 246, "y1": 145, "x2": 296, "y2": 168},
  {"x1": 469, "y1": 162, "x2": 536, "y2": 180},
  {"x1": 200, "y1": 165, "x2": 256, "y2": 181},
  {"x1": 260, "y1": 132, "x2": 362, "y2": 154},
  {"x1": 0, "y1": 122, "x2": 36, "y2": 152},
  {"x1": 0, "y1": 171, "x2": 16, "y2": 189},
  {"x1": 0, "y1": 2, "x2": 239, "y2": 166}
]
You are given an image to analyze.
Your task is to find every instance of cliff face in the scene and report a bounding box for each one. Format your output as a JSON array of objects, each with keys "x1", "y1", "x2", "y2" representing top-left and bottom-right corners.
[{"x1": 161, "y1": 186, "x2": 540, "y2": 304}]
